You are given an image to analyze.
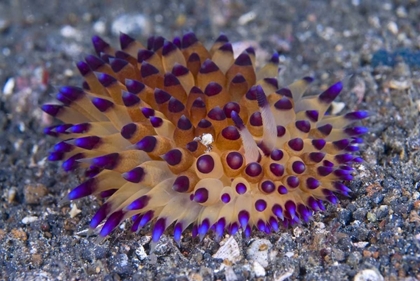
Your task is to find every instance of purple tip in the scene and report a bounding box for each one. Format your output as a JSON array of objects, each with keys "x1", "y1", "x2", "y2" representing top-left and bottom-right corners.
[
  {"x1": 269, "y1": 217, "x2": 279, "y2": 232},
  {"x1": 312, "y1": 139, "x2": 326, "y2": 150},
  {"x1": 208, "y1": 106, "x2": 226, "y2": 121},
  {"x1": 41, "y1": 104, "x2": 62, "y2": 116},
  {"x1": 177, "y1": 115, "x2": 192, "y2": 130},
  {"x1": 287, "y1": 176, "x2": 300, "y2": 188},
  {"x1": 172, "y1": 176, "x2": 190, "y2": 193},
  {"x1": 272, "y1": 204, "x2": 284, "y2": 220},
  {"x1": 137, "y1": 49, "x2": 154, "y2": 63},
  {"x1": 122, "y1": 91, "x2": 140, "y2": 107},
  {"x1": 216, "y1": 33, "x2": 229, "y2": 43},
  {"x1": 333, "y1": 139, "x2": 350, "y2": 150},
  {"x1": 163, "y1": 149, "x2": 182, "y2": 166},
  {"x1": 344, "y1": 126, "x2": 368, "y2": 136},
  {"x1": 44, "y1": 126, "x2": 59, "y2": 137},
  {"x1": 182, "y1": 32, "x2": 198, "y2": 48},
  {"x1": 186, "y1": 141, "x2": 198, "y2": 153},
  {"x1": 235, "y1": 183, "x2": 247, "y2": 195},
  {"x1": 152, "y1": 36, "x2": 164, "y2": 51},
  {"x1": 261, "y1": 180, "x2": 275, "y2": 193},
  {"x1": 172, "y1": 64, "x2": 189, "y2": 76},
  {"x1": 292, "y1": 161, "x2": 305, "y2": 174},
  {"x1": 318, "y1": 166, "x2": 333, "y2": 176},
  {"x1": 152, "y1": 218, "x2": 166, "y2": 242},
  {"x1": 162, "y1": 40, "x2": 177, "y2": 56},
  {"x1": 215, "y1": 218, "x2": 226, "y2": 238},
  {"x1": 335, "y1": 153, "x2": 354, "y2": 163},
  {"x1": 318, "y1": 124, "x2": 333, "y2": 136},
  {"x1": 222, "y1": 126, "x2": 240, "y2": 141},
  {"x1": 238, "y1": 210, "x2": 249, "y2": 229},
  {"x1": 141, "y1": 107, "x2": 155, "y2": 118},
  {"x1": 90, "y1": 202, "x2": 109, "y2": 229},
  {"x1": 164, "y1": 73, "x2": 181, "y2": 87},
  {"x1": 194, "y1": 188, "x2": 209, "y2": 203},
  {"x1": 59, "y1": 86, "x2": 84, "y2": 102},
  {"x1": 306, "y1": 110, "x2": 319, "y2": 122},
  {"x1": 147, "y1": 36, "x2": 155, "y2": 50},
  {"x1": 150, "y1": 116, "x2": 163, "y2": 128},
  {"x1": 198, "y1": 219, "x2": 210, "y2": 238},
  {"x1": 245, "y1": 162, "x2": 262, "y2": 177},
  {"x1": 136, "y1": 136, "x2": 157, "y2": 152},
  {"x1": 285, "y1": 201, "x2": 297, "y2": 220},
  {"x1": 126, "y1": 195, "x2": 150, "y2": 211},
  {"x1": 91, "y1": 35, "x2": 109, "y2": 55},
  {"x1": 92, "y1": 153, "x2": 119, "y2": 170},
  {"x1": 270, "y1": 52, "x2": 279, "y2": 64},
  {"x1": 196, "y1": 154, "x2": 215, "y2": 174},
  {"x1": 120, "y1": 123, "x2": 137, "y2": 139},
  {"x1": 225, "y1": 151, "x2": 243, "y2": 169},
  {"x1": 345, "y1": 111, "x2": 369, "y2": 120},
  {"x1": 119, "y1": 32, "x2": 135, "y2": 49},
  {"x1": 96, "y1": 72, "x2": 117, "y2": 88},
  {"x1": 319, "y1": 81, "x2": 343, "y2": 103},
  {"x1": 173, "y1": 37, "x2": 181, "y2": 48},
  {"x1": 173, "y1": 222, "x2": 183, "y2": 244},
  {"x1": 53, "y1": 141, "x2": 73, "y2": 153},
  {"x1": 309, "y1": 152, "x2": 325, "y2": 163},
  {"x1": 76, "y1": 61, "x2": 91, "y2": 76},
  {"x1": 200, "y1": 59, "x2": 219, "y2": 74},
  {"x1": 263, "y1": 78, "x2": 279, "y2": 89},
  {"x1": 276, "y1": 88, "x2": 293, "y2": 98},
  {"x1": 295, "y1": 120, "x2": 311, "y2": 133},
  {"x1": 48, "y1": 152, "x2": 64, "y2": 161},
  {"x1": 270, "y1": 149, "x2": 283, "y2": 161},
  {"x1": 235, "y1": 53, "x2": 252, "y2": 66},
  {"x1": 92, "y1": 97, "x2": 114, "y2": 112},
  {"x1": 219, "y1": 42, "x2": 233, "y2": 53},
  {"x1": 228, "y1": 222, "x2": 239, "y2": 236},
  {"x1": 125, "y1": 80, "x2": 145, "y2": 95},
  {"x1": 110, "y1": 58, "x2": 128, "y2": 73},
  {"x1": 70, "y1": 123, "x2": 90, "y2": 134},
  {"x1": 245, "y1": 46, "x2": 255, "y2": 56},
  {"x1": 197, "y1": 119, "x2": 212, "y2": 129},
  {"x1": 257, "y1": 220, "x2": 267, "y2": 233},
  {"x1": 270, "y1": 163, "x2": 284, "y2": 177},
  {"x1": 288, "y1": 138, "x2": 304, "y2": 151},
  {"x1": 123, "y1": 167, "x2": 145, "y2": 183},
  {"x1": 276, "y1": 125, "x2": 286, "y2": 137},
  {"x1": 274, "y1": 97, "x2": 293, "y2": 110},
  {"x1": 298, "y1": 205, "x2": 312, "y2": 223},
  {"x1": 307, "y1": 197, "x2": 320, "y2": 211},
  {"x1": 62, "y1": 153, "x2": 83, "y2": 171},
  {"x1": 204, "y1": 82, "x2": 222, "y2": 96},
  {"x1": 154, "y1": 88, "x2": 171, "y2": 104},
  {"x1": 68, "y1": 178, "x2": 95, "y2": 200},
  {"x1": 138, "y1": 210, "x2": 154, "y2": 229},
  {"x1": 141, "y1": 62, "x2": 159, "y2": 78},
  {"x1": 221, "y1": 193, "x2": 231, "y2": 203},
  {"x1": 306, "y1": 177, "x2": 320, "y2": 189},
  {"x1": 85, "y1": 55, "x2": 105, "y2": 71},
  {"x1": 250, "y1": 112, "x2": 262, "y2": 126},
  {"x1": 168, "y1": 97, "x2": 185, "y2": 113},
  {"x1": 74, "y1": 136, "x2": 100, "y2": 150},
  {"x1": 223, "y1": 102, "x2": 240, "y2": 118}
]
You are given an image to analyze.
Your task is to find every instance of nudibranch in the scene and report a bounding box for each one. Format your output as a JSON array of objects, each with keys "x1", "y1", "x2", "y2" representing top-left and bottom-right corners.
[{"x1": 42, "y1": 32, "x2": 368, "y2": 244}]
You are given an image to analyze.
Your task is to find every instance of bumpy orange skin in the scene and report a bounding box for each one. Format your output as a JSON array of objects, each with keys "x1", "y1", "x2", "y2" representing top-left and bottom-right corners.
[{"x1": 43, "y1": 32, "x2": 367, "y2": 243}]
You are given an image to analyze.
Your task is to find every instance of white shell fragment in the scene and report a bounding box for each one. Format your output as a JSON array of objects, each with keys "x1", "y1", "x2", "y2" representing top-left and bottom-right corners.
[
  {"x1": 246, "y1": 239, "x2": 272, "y2": 268},
  {"x1": 212, "y1": 236, "x2": 241, "y2": 263}
]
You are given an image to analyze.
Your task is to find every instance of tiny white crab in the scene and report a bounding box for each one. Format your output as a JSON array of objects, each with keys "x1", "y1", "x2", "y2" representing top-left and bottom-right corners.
[{"x1": 193, "y1": 133, "x2": 214, "y2": 152}]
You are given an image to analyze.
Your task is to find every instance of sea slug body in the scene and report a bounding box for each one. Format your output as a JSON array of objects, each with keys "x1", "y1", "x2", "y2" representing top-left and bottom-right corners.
[{"x1": 42, "y1": 32, "x2": 368, "y2": 244}]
